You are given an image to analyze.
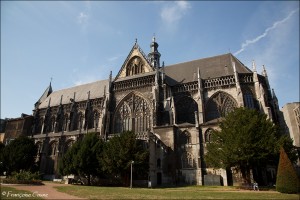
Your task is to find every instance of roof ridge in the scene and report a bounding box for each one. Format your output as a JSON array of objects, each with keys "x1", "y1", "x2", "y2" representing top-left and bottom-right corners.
[
  {"x1": 51, "y1": 79, "x2": 108, "y2": 93},
  {"x1": 165, "y1": 53, "x2": 232, "y2": 67}
]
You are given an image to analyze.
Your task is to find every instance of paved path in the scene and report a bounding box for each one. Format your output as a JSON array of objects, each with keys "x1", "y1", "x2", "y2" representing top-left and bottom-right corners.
[{"x1": 3, "y1": 182, "x2": 86, "y2": 199}]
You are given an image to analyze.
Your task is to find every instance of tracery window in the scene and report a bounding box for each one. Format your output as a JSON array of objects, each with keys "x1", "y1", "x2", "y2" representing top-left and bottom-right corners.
[
  {"x1": 114, "y1": 93, "x2": 150, "y2": 134},
  {"x1": 181, "y1": 152, "x2": 195, "y2": 169},
  {"x1": 205, "y1": 92, "x2": 237, "y2": 121},
  {"x1": 243, "y1": 90, "x2": 255, "y2": 109},
  {"x1": 205, "y1": 129, "x2": 213, "y2": 143},
  {"x1": 126, "y1": 56, "x2": 145, "y2": 76},
  {"x1": 175, "y1": 96, "x2": 198, "y2": 124},
  {"x1": 48, "y1": 142, "x2": 57, "y2": 156},
  {"x1": 179, "y1": 131, "x2": 191, "y2": 145}
]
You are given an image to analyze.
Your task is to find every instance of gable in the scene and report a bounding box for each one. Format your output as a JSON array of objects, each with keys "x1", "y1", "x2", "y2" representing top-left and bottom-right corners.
[{"x1": 115, "y1": 43, "x2": 154, "y2": 80}]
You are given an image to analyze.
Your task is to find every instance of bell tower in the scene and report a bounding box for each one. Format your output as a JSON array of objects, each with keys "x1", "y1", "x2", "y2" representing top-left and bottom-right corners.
[{"x1": 148, "y1": 36, "x2": 161, "y2": 68}]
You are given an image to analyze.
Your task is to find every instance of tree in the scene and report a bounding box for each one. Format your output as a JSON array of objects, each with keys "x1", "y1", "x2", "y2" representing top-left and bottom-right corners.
[
  {"x1": 276, "y1": 147, "x2": 300, "y2": 194},
  {"x1": 74, "y1": 133, "x2": 104, "y2": 185},
  {"x1": 59, "y1": 132, "x2": 104, "y2": 185},
  {"x1": 2, "y1": 136, "x2": 38, "y2": 175},
  {"x1": 205, "y1": 108, "x2": 280, "y2": 184},
  {"x1": 101, "y1": 131, "x2": 149, "y2": 186},
  {"x1": 0, "y1": 142, "x2": 5, "y2": 174}
]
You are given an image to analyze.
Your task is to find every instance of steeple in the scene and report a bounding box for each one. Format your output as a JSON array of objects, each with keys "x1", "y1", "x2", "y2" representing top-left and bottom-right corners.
[
  {"x1": 148, "y1": 35, "x2": 161, "y2": 68},
  {"x1": 252, "y1": 60, "x2": 257, "y2": 72},
  {"x1": 262, "y1": 65, "x2": 267, "y2": 77}
]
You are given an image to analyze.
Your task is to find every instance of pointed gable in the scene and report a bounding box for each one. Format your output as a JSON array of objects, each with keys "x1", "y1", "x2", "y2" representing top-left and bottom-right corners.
[{"x1": 115, "y1": 41, "x2": 155, "y2": 80}]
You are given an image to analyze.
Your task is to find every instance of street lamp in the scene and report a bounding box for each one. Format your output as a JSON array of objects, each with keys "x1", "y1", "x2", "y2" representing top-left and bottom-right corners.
[{"x1": 130, "y1": 160, "x2": 134, "y2": 189}]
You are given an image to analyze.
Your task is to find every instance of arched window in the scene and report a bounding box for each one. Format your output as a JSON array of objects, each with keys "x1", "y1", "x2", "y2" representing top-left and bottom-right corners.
[
  {"x1": 205, "y1": 129, "x2": 213, "y2": 143},
  {"x1": 243, "y1": 90, "x2": 255, "y2": 109},
  {"x1": 205, "y1": 92, "x2": 237, "y2": 121},
  {"x1": 114, "y1": 93, "x2": 150, "y2": 134},
  {"x1": 175, "y1": 96, "x2": 198, "y2": 124},
  {"x1": 181, "y1": 152, "x2": 194, "y2": 169},
  {"x1": 48, "y1": 142, "x2": 57, "y2": 156},
  {"x1": 179, "y1": 131, "x2": 191, "y2": 145},
  {"x1": 126, "y1": 56, "x2": 145, "y2": 76},
  {"x1": 36, "y1": 142, "x2": 43, "y2": 154}
]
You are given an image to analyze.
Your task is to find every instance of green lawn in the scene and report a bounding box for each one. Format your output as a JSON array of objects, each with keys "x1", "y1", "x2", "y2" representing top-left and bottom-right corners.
[
  {"x1": 55, "y1": 185, "x2": 299, "y2": 199},
  {"x1": 1, "y1": 186, "x2": 42, "y2": 199}
]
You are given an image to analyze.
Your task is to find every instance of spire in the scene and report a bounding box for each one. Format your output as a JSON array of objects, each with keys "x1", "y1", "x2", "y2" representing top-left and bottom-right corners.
[
  {"x1": 148, "y1": 35, "x2": 161, "y2": 68},
  {"x1": 252, "y1": 60, "x2": 257, "y2": 72},
  {"x1": 262, "y1": 65, "x2": 268, "y2": 77}
]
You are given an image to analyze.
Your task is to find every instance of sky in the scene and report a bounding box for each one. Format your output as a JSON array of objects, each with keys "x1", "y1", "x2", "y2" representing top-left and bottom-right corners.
[{"x1": 1, "y1": 1, "x2": 299, "y2": 118}]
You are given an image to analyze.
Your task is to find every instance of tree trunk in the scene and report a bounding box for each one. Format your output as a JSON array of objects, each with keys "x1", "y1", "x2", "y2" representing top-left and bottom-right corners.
[
  {"x1": 241, "y1": 165, "x2": 251, "y2": 185},
  {"x1": 88, "y1": 174, "x2": 91, "y2": 186}
]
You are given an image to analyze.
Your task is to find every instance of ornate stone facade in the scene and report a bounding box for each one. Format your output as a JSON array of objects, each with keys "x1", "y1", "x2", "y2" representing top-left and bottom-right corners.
[{"x1": 32, "y1": 38, "x2": 280, "y2": 185}]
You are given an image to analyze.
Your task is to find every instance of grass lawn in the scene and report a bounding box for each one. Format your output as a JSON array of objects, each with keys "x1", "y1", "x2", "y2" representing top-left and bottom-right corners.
[
  {"x1": 55, "y1": 185, "x2": 299, "y2": 199},
  {"x1": 1, "y1": 186, "x2": 42, "y2": 199}
]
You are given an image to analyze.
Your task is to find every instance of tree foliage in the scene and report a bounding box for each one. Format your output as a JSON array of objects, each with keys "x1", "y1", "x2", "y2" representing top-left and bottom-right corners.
[
  {"x1": 2, "y1": 136, "x2": 38, "y2": 175},
  {"x1": 276, "y1": 147, "x2": 300, "y2": 194},
  {"x1": 59, "y1": 131, "x2": 148, "y2": 186},
  {"x1": 205, "y1": 107, "x2": 294, "y2": 184},
  {"x1": 59, "y1": 132, "x2": 104, "y2": 185},
  {"x1": 101, "y1": 131, "x2": 149, "y2": 186}
]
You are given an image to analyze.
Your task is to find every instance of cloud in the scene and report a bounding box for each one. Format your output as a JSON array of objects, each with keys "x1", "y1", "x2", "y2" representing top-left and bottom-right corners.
[
  {"x1": 160, "y1": 1, "x2": 191, "y2": 25},
  {"x1": 77, "y1": 12, "x2": 88, "y2": 24},
  {"x1": 234, "y1": 8, "x2": 299, "y2": 56}
]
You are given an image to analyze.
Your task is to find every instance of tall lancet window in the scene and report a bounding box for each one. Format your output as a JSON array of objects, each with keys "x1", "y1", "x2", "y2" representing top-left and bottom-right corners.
[
  {"x1": 243, "y1": 90, "x2": 255, "y2": 109},
  {"x1": 114, "y1": 93, "x2": 150, "y2": 134},
  {"x1": 126, "y1": 56, "x2": 145, "y2": 76}
]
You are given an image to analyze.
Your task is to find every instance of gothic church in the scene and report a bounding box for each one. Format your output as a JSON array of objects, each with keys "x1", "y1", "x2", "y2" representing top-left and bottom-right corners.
[{"x1": 32, "y1": 37, "x2": 280, "y2": 186}]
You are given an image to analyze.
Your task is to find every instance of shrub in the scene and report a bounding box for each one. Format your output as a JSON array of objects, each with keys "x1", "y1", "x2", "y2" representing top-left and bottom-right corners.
[
  {"x1": 276, "y1": 147, "x2": 300, "y2": 194},
  {"x1": 1, "y1": 170, "x2": 43, "y2": 185}
]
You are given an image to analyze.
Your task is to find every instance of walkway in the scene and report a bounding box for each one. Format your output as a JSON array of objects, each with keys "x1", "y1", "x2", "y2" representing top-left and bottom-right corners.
[{"x1": 3, "y1": 182, "x2": 86, "y2": 199}]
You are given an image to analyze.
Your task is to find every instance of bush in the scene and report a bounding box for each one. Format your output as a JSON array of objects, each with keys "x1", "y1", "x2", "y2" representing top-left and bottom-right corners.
[
  {"x1": 11, "y1": 170, "x2": 41, "y2": 181},
  {"x1": 1, "y1": 170, "x2": 43, "y2": 185},
  {"x1": 2, "y1": 178, "x2": 43, "y2": 185},
  {"x1": 276, "y1": 147, "x2": 300, "y2": 194}
]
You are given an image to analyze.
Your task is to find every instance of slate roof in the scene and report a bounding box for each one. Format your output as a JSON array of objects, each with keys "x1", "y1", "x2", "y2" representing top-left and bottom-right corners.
[
  {"x1": 164, "y1": 53, "x2": 252, "y2": 86},
  {"x1": 38, "y1": 80, "x2": 109, "y2": 109}
]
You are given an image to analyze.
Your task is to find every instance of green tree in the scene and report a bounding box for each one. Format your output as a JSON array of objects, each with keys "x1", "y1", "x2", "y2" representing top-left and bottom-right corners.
[
  {"x1": 59, "y1": 133, "x2": 104, "y2": 185},
  {"x1": 58, "y1": 139, "x2": 81, "y2": 176},
  {"x1": 74, "y1": 132, "x2": 104, "y2": 185},
  {"x1": 205, "y1": 108, "x2": 281, "y2": 184},
  {"x1": 101, "y1": 131, "x2": 149, "y2": 186},
  {"x1": 0, "y1": 142, "x2": 5, "y2": 174},
  {"x1": 276, "y1": 147, "x2": 300, "y2": 194},
  {"x1": 2, "y1": 136, "x2": 38, "y2": 175}
]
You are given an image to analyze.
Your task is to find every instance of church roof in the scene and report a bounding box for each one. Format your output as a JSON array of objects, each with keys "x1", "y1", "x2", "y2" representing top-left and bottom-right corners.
[
  {"x1": 35, "y1": 83, "x2": 52, "y2": 107},
  {"x1": 38, "y1": 80, "x2": 109, "y2": 109},
  {"x1": 164, "y1": 53, "x2": 252, "y2": 85}
]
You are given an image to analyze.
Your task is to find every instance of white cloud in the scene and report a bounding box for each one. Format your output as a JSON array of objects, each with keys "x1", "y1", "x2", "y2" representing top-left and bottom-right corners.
[
  {"x1": 160, "y1": 1, "x2": 191, "y2": 25},
  {"x1": 234, "y1": 8, "x2": 299, "y2": 56},
  {"x1": 77, "y1": 12, "x2": 88, "y2": 24}
]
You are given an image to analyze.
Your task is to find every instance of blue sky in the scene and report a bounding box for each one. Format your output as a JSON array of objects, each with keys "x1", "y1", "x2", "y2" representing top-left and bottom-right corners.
[{"x1": 1, "y1": 1, "x2": 299, "y2": 118}]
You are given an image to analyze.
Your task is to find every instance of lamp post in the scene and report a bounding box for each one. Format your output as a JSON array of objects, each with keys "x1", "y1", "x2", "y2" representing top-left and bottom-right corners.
[{"x1": 130, "y1": 160, "x2": 134, "y2": 189}]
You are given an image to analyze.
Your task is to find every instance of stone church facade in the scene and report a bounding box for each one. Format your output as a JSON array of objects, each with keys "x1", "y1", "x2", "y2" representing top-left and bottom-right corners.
[{"x1": 32, "y1": 38, "x2": 280, "y2": 185}]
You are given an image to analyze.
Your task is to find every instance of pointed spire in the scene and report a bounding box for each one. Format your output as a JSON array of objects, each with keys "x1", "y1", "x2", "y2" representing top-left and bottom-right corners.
[
  {"x1": 262, "y1": 65, "x2": 268, "y2": 77},
  {"x1": 87, "y1": 91, "x2": 90, "y2": 100},
  {"x1": 252, "y1": 60, "x2": 257, "y2": 72},
  {"x1": 60, "y1": 95, "x2": 63, "y2": 104},
  {"x1": 148, "y1": 35, "x2": 161, "y2": 68}
]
